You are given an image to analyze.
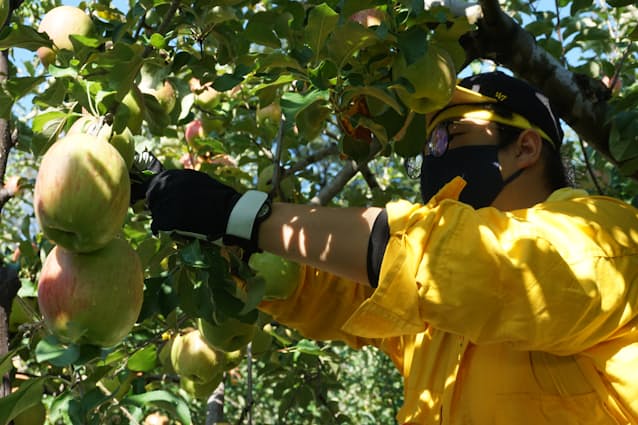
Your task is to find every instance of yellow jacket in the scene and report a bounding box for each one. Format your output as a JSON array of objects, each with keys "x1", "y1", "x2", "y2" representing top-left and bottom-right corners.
[{"x1": 259, "y1": 178, "x2": 638, "y2": 425}]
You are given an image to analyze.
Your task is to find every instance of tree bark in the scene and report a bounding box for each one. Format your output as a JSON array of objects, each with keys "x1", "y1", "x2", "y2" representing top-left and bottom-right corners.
[
  {"x1": 0, "y1": 264, "x2": 19, "y2": 398},
  {"x1": 460, "y1": 0, "x2": 629, "y2": 177}
]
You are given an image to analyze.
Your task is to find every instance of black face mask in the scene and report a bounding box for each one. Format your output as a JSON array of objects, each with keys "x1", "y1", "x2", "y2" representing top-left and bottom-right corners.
[{"x1": 420, "y1": 145, "x2": 523, "y2": 208}]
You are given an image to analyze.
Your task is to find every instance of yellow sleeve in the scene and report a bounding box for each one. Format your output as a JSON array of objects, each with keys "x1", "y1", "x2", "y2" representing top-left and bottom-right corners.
[
  {"x1": 258, "y1": 265, "x2": 377, "y2": 349},
  {"x1": 343, "y1": 186, "x2": 638, "y2": 355}
]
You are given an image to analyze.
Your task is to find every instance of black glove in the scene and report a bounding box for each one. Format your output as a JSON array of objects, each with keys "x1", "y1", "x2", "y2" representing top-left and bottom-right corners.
[
  {"x1": 130, "y1": 150, "x2": 165, "y2": 205},
  {"x1": 145, "y1": 169, "x2": 271, "y2": 253}
]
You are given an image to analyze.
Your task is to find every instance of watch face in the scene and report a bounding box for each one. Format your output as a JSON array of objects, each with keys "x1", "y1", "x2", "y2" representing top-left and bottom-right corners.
[{"x1": 257, "y1": 200, "x2": 272, "y2": 219}]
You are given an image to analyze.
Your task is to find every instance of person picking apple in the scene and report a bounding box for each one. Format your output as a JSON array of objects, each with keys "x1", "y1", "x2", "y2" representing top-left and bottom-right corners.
[{"x1": 138, "y1": 71, "x2": 638, "y2": 424}]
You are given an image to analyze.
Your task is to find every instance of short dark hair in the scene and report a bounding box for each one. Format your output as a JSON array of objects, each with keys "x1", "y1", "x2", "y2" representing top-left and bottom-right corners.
[{"x1": 541, "y1": 142, "x2": 571, "y2": 190}]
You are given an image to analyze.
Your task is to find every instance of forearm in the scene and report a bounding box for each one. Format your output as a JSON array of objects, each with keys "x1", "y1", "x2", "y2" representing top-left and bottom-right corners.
[{"x1": 257, "y1": 202, "x2": 383, "y2": 286}]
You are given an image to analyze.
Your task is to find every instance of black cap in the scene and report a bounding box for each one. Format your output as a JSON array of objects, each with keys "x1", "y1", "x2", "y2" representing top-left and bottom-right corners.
[{"x1": 430, "y1": 71, "x2": 564, "y2": 149}]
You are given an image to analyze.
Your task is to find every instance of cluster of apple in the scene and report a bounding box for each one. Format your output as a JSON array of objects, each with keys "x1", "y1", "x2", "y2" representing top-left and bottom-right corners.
[
  {"x1": 152, "y1": 250, "x2": 301, "y2": 398},
  {"x1": 33, "y1": 128, "x2": 144, "y2": 347}
]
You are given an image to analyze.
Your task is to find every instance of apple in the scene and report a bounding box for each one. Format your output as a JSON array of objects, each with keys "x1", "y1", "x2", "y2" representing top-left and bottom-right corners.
[
  {"x1": 392, "y1": 45, "x2": 456, "y2": 114},
  {"x1": 256, "y1": 164, "x2": 297, "y2": 199},
  {"x1": 170, "y1": 329, "x2": 226, "y2": 384},
  {"x1": 34, "y1": 134, "x2": 130, "y2": 253},
  {"x1": 185, "y1": 119, "x2": 205, "y2": 146},
  {"x1": 190, "y1": 78, "x2": 221, "y2": 113},
  {"x1": 142, "y1": 80, "x2": 177, "y2": 115},
  {"x1": 0, "y1": 0, "x2": 9, "y2": 28},
  {"x1": 67, "y1": 115, "x2": 136, "y2": 169},
  {"x1": 108, "y1": 129, "x2": 136, "y2": 170},
  {"x1": 121, "y1": 87, "x2": 145, "y2": 135},
  {"x1": 67, "y1": 115, "x2": 111, "y2": 140},
  {"x1": 197, "y1": 317, "x2": 257, "y2": 352},
  {"x1": 602, "y1": 75, "x2": 622, "y2": 96},
  {"x1": 143, "y1": 412, "x2": 170, "y2": 425},
  {"x1": 158, "y1": 337, "x2": 176, "y2": 373},
  {"x1": 256, "y1": 102, "x2": 282, "y2": 125},
  {"x1": 13, "y1": 401, "x2": 46, "y2": 425},
  {"x1": 348, "y1": 8, "x2": 385, "y2": 27},
  {"x1": 222, "y1": 349, "x2": 244, "y2": 371},
  {"x1": 248, "y1": 252, "x2": 300, "y2": 300},
  {"x1": 180, "y1": 374, "x2": 224, "y2": 399},
  {"x1": 2, "y1": 175, "x2": 20, "y2": 197},
  {"x1": 37, "y1": 237, "x2": 144, "y2": 347},
  {"x1": 36, "y1": 6, "x2": 95, "y2": 67}
]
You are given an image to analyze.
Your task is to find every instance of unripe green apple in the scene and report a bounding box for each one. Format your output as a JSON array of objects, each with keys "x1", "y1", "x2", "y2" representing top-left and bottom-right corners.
[
  {"x1": 34, "y1": 134, "x2": 130, "y2": 253},
  {"x1": 256, "y1": 164, "x2": 297, "y2": 199},
  {"x1": 198, "y1": 317, "x2": 257, "y2": 352},
  {"x1": 121, "y1": 87, "x2": 145, "y2": 135},
  {"x1": 392, "y1": 45, "x2": 456, "y2": 114},
  {"x1": 180, "y1": 374, "x2": 224, "y2": 399},
  {"x1": 256, "y1": 102, "x2": 282, "y2": 125},
  {"x1": 37, "y1": 6, "x2": 95, "y2": 67},
  {"x1": 190, "y1": 78, "x2": 221, "y2": 113},
  {"x1": 142, "y1": 80, "x2": 177, "y2": 115},
  {"x1": 37, "y1": 237, "x2": 144, "y2": 347},
  {"x1": 248, "y1": 252, "x2": 300, "y2": 300},
  {"x1": 171, "y1": 330, "x2": 226, "y2": 384},
  {"x1": 109, "y1": 129, "x2": 136, "y2": 170}
]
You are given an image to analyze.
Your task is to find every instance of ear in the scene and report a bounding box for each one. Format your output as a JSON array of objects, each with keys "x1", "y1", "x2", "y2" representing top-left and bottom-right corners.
[{"x1": 514, "y1": 129, "x2": 543, "y2": 167}]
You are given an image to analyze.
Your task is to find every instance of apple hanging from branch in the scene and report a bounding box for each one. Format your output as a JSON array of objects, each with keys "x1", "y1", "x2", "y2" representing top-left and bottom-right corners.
[
  {"x1": 34, "y1": 134, "x2": 130, "y2": 253},
  {"x1": 37, "y1": 237, "x2": 144, "y2": 347},
  {"x1": 36, "y1": 5, "x2": 95, "y2": 67}
]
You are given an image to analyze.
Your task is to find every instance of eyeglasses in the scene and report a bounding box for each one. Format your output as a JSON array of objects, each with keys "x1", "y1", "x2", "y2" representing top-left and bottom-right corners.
[{"x1": 404, "y1": 119, "x2": 523, "y2": 179}]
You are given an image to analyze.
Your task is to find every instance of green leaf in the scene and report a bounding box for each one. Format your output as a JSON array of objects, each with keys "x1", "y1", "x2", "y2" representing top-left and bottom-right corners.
[
  {"x1": 127, "y1": 345, "x2": 158, "y2": 372},
  {"x1": 256, "y1": 53, "x2": 304, "y2": 73},
  {"x1": 0, "y1": 377, "x2": 46, "y2": 425},
  {"x1": 394, "y1": 113, "x2": 426, "y2": 157},
  {"x1": 5, "y1": 77, "x2": 45, "y2": 100},
  {"x1": 607, "y1": 0, "x2": 635, "y2": 6},
  {"x1": 281, "y1": 89, "x2": 331, "y2": 140},
  {"x1": 396, "y1": 26, "x2": 428, "y2": 66},
  {"x1": 0, "y1": 349, "x2": 16, "y2": 378},
  {"x1": 325, "y1": 21, "x2": 380, "y2": 69},
  {"x1": 292, "y1": 339, "x2": 325, "y2": 359},
  {"x1": 609, "y1": 111, "x2": 638, "y2": 162},
  {"x1": 123, "y1": 390, "x2": 191, "y2": 424},
  {"x1": 240, "y1": 276, "x2": 266, "y2": 315},
  {"x1": 570, "y1": 0, "x2": 594, "y2": 15},
  {"x1": 0, "y1": 24, "x2": 52, "y2": 51},
  {"x1": 305, "y1": 3, "x2": 339, "y2": 63},
  {"x1": 179, "y1": 240, "x2": 210, "y2": 268},
  {"x1": 35, "y1": 335, "x2": 80, "y2": 367},
  {"x1": 31, "y1": 110, "x2": 68, "y2": 139},
  {"x1": 245, "y1": 11, "x2": 282, "y2": 48},
  {"x1": 342, "y1": 85, "x2": 403, "y2": 115}
]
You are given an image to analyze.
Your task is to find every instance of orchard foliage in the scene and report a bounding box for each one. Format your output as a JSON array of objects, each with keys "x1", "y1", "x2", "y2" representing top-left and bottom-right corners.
[{"x1": 0, "y1": 0, "x2": 636, "y2": 423}]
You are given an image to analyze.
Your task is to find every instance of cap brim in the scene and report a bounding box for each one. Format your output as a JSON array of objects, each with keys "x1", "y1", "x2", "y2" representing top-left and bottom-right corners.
[
  {"x1": 449, "y1": 85, "x2": 497, "y2": 106},
  {"x1": 426, "y1": 85, "x2": 496, "y2": 122}
]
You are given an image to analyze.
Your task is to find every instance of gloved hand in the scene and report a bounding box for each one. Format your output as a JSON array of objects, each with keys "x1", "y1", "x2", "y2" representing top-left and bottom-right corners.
[
  {"x1": 130, "y1": 150, "x2": 165, "y2": 205},
  {"x1": 145, "y1": 169, "x2": 271, "y2": 253}
]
